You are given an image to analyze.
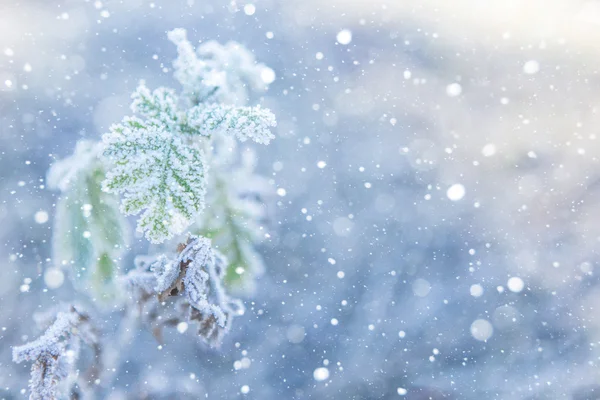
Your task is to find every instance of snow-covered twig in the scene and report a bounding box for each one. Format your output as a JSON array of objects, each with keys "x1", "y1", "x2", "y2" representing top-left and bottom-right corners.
[{"x1": 13, "y1": 305, "x2": 101, "y2": 400}]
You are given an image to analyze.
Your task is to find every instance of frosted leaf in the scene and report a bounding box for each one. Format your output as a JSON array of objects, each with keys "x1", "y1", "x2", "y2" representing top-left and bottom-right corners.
[
  {"x1": 131, "y1": 82, "x2": 181, "y2": 128},
  {"x1": 179, "y1": 237, "x2": 213, "y2": 304},
  {"x1": 120, "y1": 258, "x2": 157, "y2": 306},
  {"x1": 197, "y1": 40, "x2": 271, "y2": 104},
  {"x1": 102, "y1": 117, "x2": 207, "y2": 243},
  {"x1": 190, "y1": 300, "x2": 228, "y2": 344},
  {"x1": 121, "y1": 236, "x2": 243, "y2": 346},
  {"x1": 187, "y1": 103, "x2": 276, "y2": 144},
  {"x1": 178, "y1": 237, "x2": 239, "y2": 345},
  {"x1": 47, "y1": 140, "x2": 100, "y2": 192},
  {"x1": 167, "y1": 28, "x2": 221, "y2": 105},
  {"x1": 152, "y1": 255, "x2": 180, "y2": 294},
  {"x1": 121, "y1": 268, "x2": 156, "y2": 296},
  {"x1": 168, "y1": 28, "x2": 273, "y2": 106}
]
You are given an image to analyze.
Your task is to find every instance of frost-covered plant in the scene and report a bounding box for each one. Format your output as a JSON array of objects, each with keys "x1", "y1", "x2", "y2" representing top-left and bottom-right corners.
[
  {"x1": 102, "y1": 83, "x2": 275, "y2": 244},
  {"x1": 15, "y1": 28, "x2": 276, "y2": 399},
  {"x1": 103, "y1": 41, "x2": 275, "y2": 243}
]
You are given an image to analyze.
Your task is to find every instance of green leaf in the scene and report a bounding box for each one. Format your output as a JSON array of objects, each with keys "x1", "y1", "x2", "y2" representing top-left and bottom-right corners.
[
  {"x1": 48, "y1": 141, "x2": 128, "y2": 298},
  {"x1": 102, "y1": 118, "x2": 207, "y2": 243},
  {"x1": 53, "y1": 191, "x2": 95, "y2": 277},
  {"x1": 196, "y1": 173, "x2": 266, "y2": 293}
]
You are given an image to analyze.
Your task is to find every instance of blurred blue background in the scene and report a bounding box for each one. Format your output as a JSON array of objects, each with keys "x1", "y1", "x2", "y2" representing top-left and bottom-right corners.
[{"x1": 2, "y1": 0, "x2": 600, "y2": 398}]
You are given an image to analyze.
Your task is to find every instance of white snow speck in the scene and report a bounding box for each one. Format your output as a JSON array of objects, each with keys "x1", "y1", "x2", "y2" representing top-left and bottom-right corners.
[
  {"x1": 336, "y1": 29, "x2": 352, "y2": 45},
  {"x1": 34, "y1": 210, "x2": 49, "y2": 224},
  {"x1": 286, "y1": 325, "x2": 305, "y2": 343},
  {"x1": 523, "y1": 60, "x2": 540, "y2": 74},
  {"x1": 261, "y1": 67, "x2": 275, "y2": 84},
  {"x1": 470, "y1": 284, "x2": 484, "y2": 297},
  {"x1": 482, "y1": 144, "x2": 496, "y2": 157},
  {"x1": 446, "y1": 83, "x2": 462, "y2": 97},
  {"x1": 446, "y1": 183, "x2": 465, "y2": 201},
  {"x1": 240, "y1": 385, "x2": 250, "y2": 394},
  {"x1": 412, "y1": 278, "x2": 431, "y2": 297},
  {"x1": 470, "y1": 319, "x2": 493, "y2": 341},
  {"x1": 243, "y1": 4, "x2": 256, "y2": 15},
  {"x1": 177, "y1": 322, "x2": 188, "y2": 333},
  {"x1": 317, "y1": 160, "x2": 327, "y2": 169},
  {"x1": 313, "y1": 367, "x2": 330, "y2": 381},
  {"x1": 277, "y1": 188, "x2": 286, "y2": 197},
  {"x1": 507, "y1": 277, "x2": 525, "y2": 293},
  {"x1": 397, "y1": 387, "x2": 408, "y2": 395},
  {"x1": 333, "y1": 217, "x2": 353, "y2": 237},
  {"x1": 44, "y1": 268, "x2": 64, "y2": 289}
]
